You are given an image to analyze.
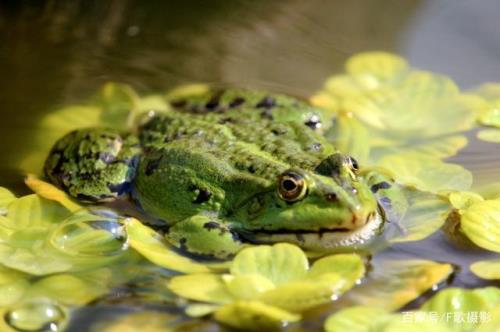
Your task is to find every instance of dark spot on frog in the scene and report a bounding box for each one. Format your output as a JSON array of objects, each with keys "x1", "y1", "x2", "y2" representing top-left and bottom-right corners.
[
  {"x1": 229, "y1": 96, "x2": 245, "y2": 108},
  {"x1": 256, "y1": 96, "x2": 276, "y2": 109},
  {"x1": 193, "y1": 188, "x2": 212, "y2": 204},
  {"x1": 170, "y1": 99, "x2": 187, "y2": 108},
  {"x1": 304, "y1": 114, "x2": 322, "y2": 130},
  {"x1": 247, "y1": 165, "x2": 256, "y2": 173},
  {"x1": 260, "y1": 108, "x2": 274, "y2": 120},
  {"x1": 379, "y1": 196, "x2": 392, "y2": 207},
  {"x1": 144, "y1": 156, "x2": 163, "y2": 176},
  {"x1": 203, "y1": 221, "x2": 221, "y2": 230},
  {"x1": 205, "y1": 97, "x2": 220, "y2": 111},
  {"x1": 218, "y1": 117, "x2": 234, "y2": 124},
  {"x1": 371, "y1": 181, "x2": 391, "y2": 193},
  {"x1": 326, "y1": 193, "x2": 338, "y2": 202}
]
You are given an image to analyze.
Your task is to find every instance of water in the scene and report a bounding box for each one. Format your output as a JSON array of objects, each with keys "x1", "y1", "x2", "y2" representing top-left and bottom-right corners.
[{"x1": 1, "y1": 1, "x2": 499, "y2": 330}]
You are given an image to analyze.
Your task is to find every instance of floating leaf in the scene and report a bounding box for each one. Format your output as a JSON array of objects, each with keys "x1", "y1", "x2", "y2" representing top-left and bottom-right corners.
[
  {"x1": 460, "y1": 200, "x2": 500, "y2": 252},
  {"x1": 470, "y1": 260, "x2": 500, "y2": 280},
  {"x1": 5, "y1": 194, "x2": 71, "y2": 230},
  {"x1": 223, "y1": 274, "x2": 275, "y2": 300},
  {"x1": 126, "y1": 218, "x2": 210, "y2": 274},
  {"x1": 308, "y1": 254, "x2": 365, "y2": 283},
  {"x1": 165, "y1": 84, "x2": 210, "y2": 101},
  {"x1": 324, "y1": 306, "x2": 452, "y2": 332},
  {"x1": 448, "y1": 191, "x2": 483, "y2": 210},
  {"x1": 230, "y1": 243, "x2": 308, "y2": 285},
  {"x1": 168, "y1": 274, "x2": 234, "y2": 304},
  {"x1": 385, "y1": 188, "x2": 451, "y2": 243},
  {"x1": 257, "y1": 275, "x2": 345, "y2": 312},
  {"x1": 325, "y1": 114, "x2": 370, "y2": 163},
  {"x1": 345, "y1": 52, "x2": 408, "y2": 83},
  {"x1": 0, "y1": 187, "x2": 16, "y2": 213},
  {"x1": 421, "y1": 287, "x2": 500, "y2": 332},
  {"x1": 3, "y1": 301, "x2": 67, "y2": 332},
  {"x1": 213, "y1": 301, "x2": 300, "y2": 331},
  {"x1": 0, "y1": 266, "x2": 29, "y2": 306},
  {"x1": 333, "y1": 259, "x2": 453, "y2": 311},
  {"x1": 376, "y1": 155, "x2": 472, "y2": 192},
  {"x1": 24, "y1": 175, "x2": 81, "y2": 212},
  {"x1": 477, "y1": 128, "x2": 500, "y2": 142}
]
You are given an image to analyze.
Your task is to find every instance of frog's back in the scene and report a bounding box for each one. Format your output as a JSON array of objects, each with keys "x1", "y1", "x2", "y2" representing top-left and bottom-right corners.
[{"x1": 139, "y1": 89, "x2": 335, "y2": 180}]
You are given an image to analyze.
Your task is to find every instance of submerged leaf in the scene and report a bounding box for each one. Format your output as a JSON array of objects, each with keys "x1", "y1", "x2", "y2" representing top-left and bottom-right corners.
[
  {"x1": 230, "y1": 243, "x2": 308, "y2": 285},
  {"x1": 333, "y1": 259, "x2": 453, "y2": 311},
  {"x1": 213, "y1": 301, "x2": 300, "y2": 331},
  {"x1": 470, "y1": 260, "x2": 500, "y2": 280}
]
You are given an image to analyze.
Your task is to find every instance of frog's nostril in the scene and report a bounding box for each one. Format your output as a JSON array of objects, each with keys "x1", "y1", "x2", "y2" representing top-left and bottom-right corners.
[{"x1": 326, "y1": 193, "x2": 338, "y2": 202}]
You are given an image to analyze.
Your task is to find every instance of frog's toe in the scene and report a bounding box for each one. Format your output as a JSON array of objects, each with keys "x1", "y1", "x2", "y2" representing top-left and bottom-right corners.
[{"x1": 44, "y1": 128, "x2": 141, "y2": 202}]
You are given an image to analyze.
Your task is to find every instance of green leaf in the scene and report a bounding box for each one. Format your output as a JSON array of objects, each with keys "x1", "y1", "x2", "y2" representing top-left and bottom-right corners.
[
  {"x1": 168, "y1": 274, "x2": 234, "y2": 304},
  {"x1": 213, "y1": 301, "x2": 300, "y2": 331},
  {"x1": 257, "y1": 274, "x2": 346, "y2": 312},
  {"x1": 24, "y1": 175, "x2": 82, "y2": 212},
  {"x1": 325, "y1": 114, "x2": 370, "y2": 163},
  {"x1": 470, "y1": 260, "x2": 500, "y2": 280},
  {"x1": 125, "y1": 218, "x2": 210, "y2": 274},
  {"x1": 346, "y1": 52, "x2": 408, "y2": 83},
  {"x1": 475, "y1": 307, "x2": 500, "y2": 332},
  {"x1": 324, "y1": 306, "x2": 389, "y2": 332},
  {"x1": 0, "y1": 228, "x2": 73, "y2": 275},
  {"x1": 0, "y1": 266, "x2": 29, "y2": 306},
  {"x1": 223, "y1": 274, "x2": 275, "y2": 300},
  {"x1": 333, "y1": 259, "x2": 453, "y2": 311},
  {"x1": 386, "y1": 188, "x2": 451, "y2": 243},
  {"x1": 477, "y1": 128, "x2": 500, "y2": 142},
  {"x1": 6, "y1": 194, "x2": 71, "y2": 230},
  {"x1": 448, "y1": 191, "x2": 484, "y2": 210},
  {"x1": 460, "y1": 200, "x2": 500, "y2": 252},
  {"x1": 376, "y1": 155, "x2": 472, "y2": 192},
  {"x1": 308, "y1": 254, "x2": 365, "y2": 282},
  {"x1": 230, "y1": 243, "x2": 308, "y2": 286},
  {"x1": 421, "y1": 287, "x2": 500, "y2": 332},
  {"x1": 0, "y1": 187, "x2": 16, "y2": 213}
]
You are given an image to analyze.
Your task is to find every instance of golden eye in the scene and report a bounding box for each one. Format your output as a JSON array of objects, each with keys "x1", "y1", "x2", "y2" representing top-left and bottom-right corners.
[{"x1": 278, "y1": 171, "x2": 307, "y2": 202}]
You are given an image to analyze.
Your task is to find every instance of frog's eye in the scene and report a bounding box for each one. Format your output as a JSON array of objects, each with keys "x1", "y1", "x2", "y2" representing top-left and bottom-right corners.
[
  {"x1": 346, "y1": 156, "x2": 359, "y2": 172},
  {"x1": 278, "y1": 171, "x2": 307, "y2": 202}
]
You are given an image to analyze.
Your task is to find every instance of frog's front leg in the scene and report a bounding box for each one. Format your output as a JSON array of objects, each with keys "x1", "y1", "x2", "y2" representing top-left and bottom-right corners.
[
  {"x1": 44, "y1": 128, "x2": 141, "y2": 202},
  {"x1": 166, "y1": 214, "x2": 245, "y2": 259}
]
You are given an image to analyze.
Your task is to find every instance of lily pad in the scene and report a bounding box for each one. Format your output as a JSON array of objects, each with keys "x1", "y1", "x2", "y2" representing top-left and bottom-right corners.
[
  {"x1": 214, "y1": 301, "x2": 300, "y2": 331},
  {"x1": 24, "y1": 175, "x2": 81, "y2": 212},
  {"x1": 0, "y1": 266, "x2": 29, "y2": 307},
  {"x1": 0, "y1": 187, "x2": 16, "y2": 213},
  {"x1": 345, "y1": 52, "x2": 408, "y2": 83},
  {"x1": 125, "y1": 218, "x2": 210, "y2": 274},
  {"x1": 470, "y1": 260, "x2": 500, "y2": 280},
  {"x1": 460, "y1": 199, "x2": 500, "y2": 252},
  {"x1": 230, "y1": 243, "x2": 308, "y2": 285},
  {"x1": 385, "y1": 188, "x2": 451, "y2": 243},
  {"x1": 421, "y1": 287, "x2": 500, "y2": 332},
  {"x1": 324, "y1": 306, "x2": 452, "y2": 332}
]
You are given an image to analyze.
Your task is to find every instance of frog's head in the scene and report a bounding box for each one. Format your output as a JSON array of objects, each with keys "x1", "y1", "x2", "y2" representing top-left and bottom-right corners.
[{"x1": 234, "y1": 153, "x2": 383, "y2": 251}]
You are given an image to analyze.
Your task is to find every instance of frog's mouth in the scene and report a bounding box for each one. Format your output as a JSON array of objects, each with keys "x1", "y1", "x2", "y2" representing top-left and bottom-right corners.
[{"x1": 240, "y1": 211, "x2": 384, "y2": 251}]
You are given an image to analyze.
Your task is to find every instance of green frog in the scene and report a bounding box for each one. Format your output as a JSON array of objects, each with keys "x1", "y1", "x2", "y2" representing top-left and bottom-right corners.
[{"x1": 44, "y1": 89, "x2": 399, "y2": 258}]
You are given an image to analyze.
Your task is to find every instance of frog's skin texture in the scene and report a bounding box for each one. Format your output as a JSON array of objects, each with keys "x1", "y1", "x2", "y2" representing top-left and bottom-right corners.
[{"x1": 45, "y1": 89, "x2": 391, "y2": 258}]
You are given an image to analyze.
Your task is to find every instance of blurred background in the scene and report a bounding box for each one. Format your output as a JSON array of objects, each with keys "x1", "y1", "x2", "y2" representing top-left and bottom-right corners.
[{"x1": 0, "y1": 0, "x2": 499, "y2": 191}]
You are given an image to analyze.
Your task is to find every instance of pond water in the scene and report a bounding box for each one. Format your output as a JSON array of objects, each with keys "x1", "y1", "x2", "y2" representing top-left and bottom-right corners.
[{"x1": 0, "y1": 1, "x2": 499, "y2": 331}]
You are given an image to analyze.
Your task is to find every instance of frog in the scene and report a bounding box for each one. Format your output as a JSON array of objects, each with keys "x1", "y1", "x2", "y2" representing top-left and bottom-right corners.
[{"x1": 44, "y1": 88, "x2": 401, "y2": 258}]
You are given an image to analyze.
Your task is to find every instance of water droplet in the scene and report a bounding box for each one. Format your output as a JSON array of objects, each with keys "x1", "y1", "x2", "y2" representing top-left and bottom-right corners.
[
  {"x1": 50, "y1": 210, "x2": 129, "y2": 257},
  {"x1": 5, "y1": 301, "x2": 65, "y2": 332}
]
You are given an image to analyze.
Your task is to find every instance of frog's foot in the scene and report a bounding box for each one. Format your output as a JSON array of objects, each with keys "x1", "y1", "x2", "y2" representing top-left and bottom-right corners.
[
  {"x1": 44, "y1": 128, "x2": 141, "y2": 202},
  {"x1": 165, "y1": 214, "x2": 244, "y2": 259}
]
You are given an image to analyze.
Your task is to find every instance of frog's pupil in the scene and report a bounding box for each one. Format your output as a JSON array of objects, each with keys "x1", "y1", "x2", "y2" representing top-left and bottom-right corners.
[{"x1": 283, "y1": 179, "x2": 297, "y2": 191}]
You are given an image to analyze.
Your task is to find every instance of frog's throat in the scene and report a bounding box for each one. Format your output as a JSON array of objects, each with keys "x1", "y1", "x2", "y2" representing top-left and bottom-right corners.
[{"x1": 245, "y1": 212, "x2": 384, "y2": 251}]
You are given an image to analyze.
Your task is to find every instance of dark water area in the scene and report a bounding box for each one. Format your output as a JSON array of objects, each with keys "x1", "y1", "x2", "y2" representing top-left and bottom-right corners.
[{"x1": 0, "y1": 1, "x2": 499, "y2": 330}]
